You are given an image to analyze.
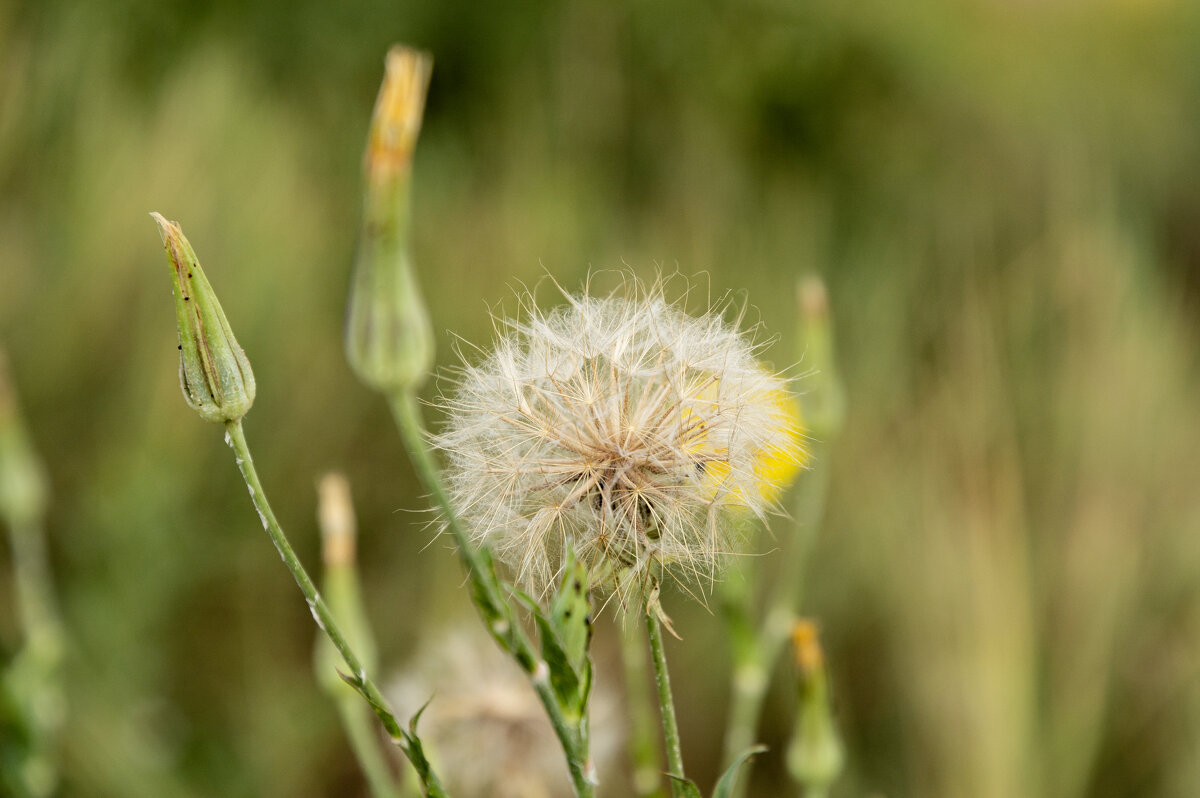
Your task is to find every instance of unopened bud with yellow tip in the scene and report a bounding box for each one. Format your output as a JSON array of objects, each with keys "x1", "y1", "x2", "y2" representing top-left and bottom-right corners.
[
  {"x1": 786, "y1": 619, "x2": 844, "y2": 796},
  {"x1": 345, "y1": 46, "x2": 435, "y2": 395},
  {"x1": 151, "y1": 213, "x2": 256, "y2": 424},
  {"x1": 313, "y1": 473, "x2": 378, "y2": 695}
]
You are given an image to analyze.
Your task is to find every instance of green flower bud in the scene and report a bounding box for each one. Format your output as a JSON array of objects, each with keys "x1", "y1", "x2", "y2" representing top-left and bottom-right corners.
[
  {"x1": 313, "y1": 473, "x2": 377, "y2": 696},
  {"x1": 786, "y1": 620, "x2": 845, "y2": 794},
  {"x1": 345, "y1": 46, "x2": 435, "y2": 395},
  {"x1": 151, "y1": 213, "x2": 256, "y2": 423},
  {"x1": 0, "y1": 347, "x2": 49, "y2": 527}
]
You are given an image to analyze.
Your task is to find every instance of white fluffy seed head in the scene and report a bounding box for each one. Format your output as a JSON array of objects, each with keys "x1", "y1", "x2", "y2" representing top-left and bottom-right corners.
[{"x1": 437, "y1": 278, "x2": 804, "y2": 605}]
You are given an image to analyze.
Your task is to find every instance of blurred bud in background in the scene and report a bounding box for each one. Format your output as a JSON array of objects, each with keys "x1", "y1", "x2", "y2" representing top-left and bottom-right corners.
[
  {"x1": 345, "y1": 47, "x2": 435, "y2": 396},
  {"x1": 786, "y1": 620, "x2": 844, "y2": 797},
  {"x1": 313, "y1": 473, "x2": 379, "y2": 694},
  {"x1": 0, "y1": 346, "x2": 64, "y2": 798}
]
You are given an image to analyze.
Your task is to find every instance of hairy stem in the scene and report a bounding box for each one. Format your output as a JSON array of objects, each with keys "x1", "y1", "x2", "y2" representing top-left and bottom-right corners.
[
  {"x1": 223, "y1": 420, "x2": 446, "y2": 797},
  {"x1": 389, "y1": 392, "x2": 595, "y2": 798},
  {"x1": 645, "y1": 607, "x2": 686, "y2": 794}
]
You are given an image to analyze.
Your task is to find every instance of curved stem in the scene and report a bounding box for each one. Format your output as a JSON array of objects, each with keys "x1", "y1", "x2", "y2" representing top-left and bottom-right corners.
[
  {"x1": 645, "y1": 607, "x2": 686, "y2": 793},
  {"x1": 223, "y1": 420, "x2": 446, "y2": 797},
  {"x1": 388, "y1": 392, "x2": 595, "y2": 798}
]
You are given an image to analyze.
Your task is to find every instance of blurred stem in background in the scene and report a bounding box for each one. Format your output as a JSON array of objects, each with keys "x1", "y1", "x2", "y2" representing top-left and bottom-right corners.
[
  {"x1": 720, "y1": 276, "x2": 845, "y2": 797},
  {"x1": 0, "y1": 346, "x2": 65, "y2": 798},
  {"x1": 346, "y1": 45, "x2": 596, "y2": 797},
  {"x1": 314, "y1": 473, "x2": 403, "y2": 798}
]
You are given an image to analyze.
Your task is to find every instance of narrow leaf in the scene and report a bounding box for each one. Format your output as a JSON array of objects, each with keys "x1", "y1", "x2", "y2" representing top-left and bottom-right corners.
[{"x1": 713, "y1": 745, "x2": 768, "y2": 798}]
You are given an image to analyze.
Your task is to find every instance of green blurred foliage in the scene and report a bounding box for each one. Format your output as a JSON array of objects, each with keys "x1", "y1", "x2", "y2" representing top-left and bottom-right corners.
[{"x1": 2, "y1": 0, "x2": 1200, "y2": 796}]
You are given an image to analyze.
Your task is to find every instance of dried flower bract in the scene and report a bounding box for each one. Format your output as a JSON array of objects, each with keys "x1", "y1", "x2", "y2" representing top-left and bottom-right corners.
[{"x1": 438, "y1": 278, "x2": 804, "y2": 603}]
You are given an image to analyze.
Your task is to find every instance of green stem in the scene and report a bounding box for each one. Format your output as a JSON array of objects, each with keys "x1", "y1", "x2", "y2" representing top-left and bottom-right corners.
[
  {"x1": 621, "y1": 624, "x2": 666, "y2": 798},
  {"x1": 720, "y1": 571, "x2": 769, "y2": 793},
  {"x1": 388, "y1": 392, "x2": 595, "y2": 798},
  {"x1": 645, "y1": 607, "x2": 686, "y2": 793},
  {"x1": 8, "y1": 520, "x2": 63, "y2": 658},
  {"x1": 223, "y1": 419, "x2": 446, "y2": 798}
]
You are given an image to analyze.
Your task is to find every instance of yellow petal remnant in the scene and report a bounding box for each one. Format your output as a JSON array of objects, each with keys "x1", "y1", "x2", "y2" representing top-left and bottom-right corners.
[
  {"x1": 791, "y1": 618, "x2": 824, "y2": 674},
  {"x1": 692, "y1": 385, "x2": 806, "y2": 507},
  {"x1": 365, "y1": 46, "x2": 433, "y2": 182}
]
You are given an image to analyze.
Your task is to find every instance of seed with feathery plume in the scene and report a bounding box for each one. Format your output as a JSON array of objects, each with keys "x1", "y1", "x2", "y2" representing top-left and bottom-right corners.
[{"x1": 437, "y1": 280, "x2": 805, "y2": 603}]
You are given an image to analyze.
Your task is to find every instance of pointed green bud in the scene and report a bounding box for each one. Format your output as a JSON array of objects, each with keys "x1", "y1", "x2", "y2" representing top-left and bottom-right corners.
[
  {"x1": 786, "y1": 620, "x2": 845, "y2": 793},
  {"x1": 151, "y1": 213, "x2": 256, "y2": 423},
  {"x1": 313, "y1": 473, "x2": 377, "y2": 696},
  {"x1": 345, "y1": 46, "x2": 435, "y2": 395},
  {"x1": 0, "y1": 347, "x2": 49, "y2": 527}
]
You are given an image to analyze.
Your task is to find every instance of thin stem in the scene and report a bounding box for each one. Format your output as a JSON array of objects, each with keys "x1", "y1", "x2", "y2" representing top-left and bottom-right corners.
[
  {"x1": 223, "y1": 419, "x2": 446, "y2": 797},
  {"x1": 621, "y1": 624, "x2": 666, "y2": 798},
  {"x1": 645, "y1": 607, "x2": 686, "y2": 793},
  {"x1": 720, "y1": 568, "x2": 768, "y2": 783},
  {"x1": 388, "y1": 392, "x2": 595, "y2": 798}
]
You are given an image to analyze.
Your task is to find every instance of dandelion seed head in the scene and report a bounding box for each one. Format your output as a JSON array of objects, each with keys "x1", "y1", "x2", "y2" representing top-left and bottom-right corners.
[{"x1": 437, "y1": 278, "x2": 805, "y2": 603}]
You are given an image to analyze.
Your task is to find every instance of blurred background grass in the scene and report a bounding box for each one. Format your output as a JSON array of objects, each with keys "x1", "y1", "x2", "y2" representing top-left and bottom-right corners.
[{"x1": 3, "y1": 0, "x2": 1200, "y2": 796}]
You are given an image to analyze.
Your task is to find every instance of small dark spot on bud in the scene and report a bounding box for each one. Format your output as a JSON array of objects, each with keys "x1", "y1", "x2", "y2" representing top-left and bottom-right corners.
[
  {"x1": 183, "y1": 296, "x2": 190, "y2": 301},
  {"x1": 177, "y1": 345, "x2": 182, "y2": 350},
  {"x1": 187, "y1": 272, "x2": 193, "y2": 277},
  {"x1": 573, "y1": 579, "x2": 582, "y2": 592},
  {"x1": 564, "y1": 609, "x2": 572, "y2": 618}
]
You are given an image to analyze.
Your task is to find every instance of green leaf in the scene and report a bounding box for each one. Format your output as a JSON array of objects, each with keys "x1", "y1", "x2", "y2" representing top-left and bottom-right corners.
[
  {"x1": 713, "y1": 745, "x2": 768, "y2": 798},
  {"x1": 535, "y1": 612, "x2": 583, "y2": 713},
  {"x1": 533, "y1": 547, "x2": 594, "y2": 715},
  {"x1": 668, "y1": 774, "x2": 705, "y2": 798},
  {"x1": 401, "y1": 700, "x2": 449, "y2": 798},
  {"x1": 549, "y1": 549, "x2": 591, "y2": 670}
]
